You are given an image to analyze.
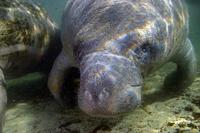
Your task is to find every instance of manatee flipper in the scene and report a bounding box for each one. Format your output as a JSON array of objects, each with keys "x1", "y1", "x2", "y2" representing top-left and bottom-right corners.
[
  {"x1": 48, "y1": 50, "x2": 74, "y2": 106},
  {"x1": 164, "y1": 39, "x2": 197, "y2": 90},
  {"x1": 0, "y1": 69, "x2": 7, "y2": 133}
]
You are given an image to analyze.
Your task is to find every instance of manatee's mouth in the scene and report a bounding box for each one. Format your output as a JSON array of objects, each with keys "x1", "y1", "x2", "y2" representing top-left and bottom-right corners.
[{"x1": 130, "y1": 85, "x2": 142, "y2": 88}]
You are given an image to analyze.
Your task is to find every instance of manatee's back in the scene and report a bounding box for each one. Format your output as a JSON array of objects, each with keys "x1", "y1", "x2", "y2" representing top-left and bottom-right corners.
[
  {"x1": 151, "y1": 0, "x2": 189, "y2": 57},
  {"x1": 0, "y1": 0, "x2": 58, "y2": 75},
  {"x1": 62, "y1": 0, "x2": 157, "y2": 62},
  {"x1": 62, "y1": 0, "x2": 189, "y2": 63}
]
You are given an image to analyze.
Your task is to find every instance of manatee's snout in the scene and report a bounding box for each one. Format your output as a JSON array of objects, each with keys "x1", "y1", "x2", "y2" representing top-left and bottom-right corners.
[
  {"x1": 78, "y1": 52, "x2": 142, "y2": 117},
  {"x1": 79, "y1": 84, "x2": 142, "y2": 117}
]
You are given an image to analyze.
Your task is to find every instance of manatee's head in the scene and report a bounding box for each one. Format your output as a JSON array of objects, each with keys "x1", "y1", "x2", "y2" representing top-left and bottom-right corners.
[{"x1": 78, "y1": 52, "x2": 142, "y2": 117}]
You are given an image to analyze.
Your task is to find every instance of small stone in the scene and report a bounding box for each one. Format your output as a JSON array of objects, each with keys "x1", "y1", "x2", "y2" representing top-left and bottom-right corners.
[
  {"x1": 193, "y1": 112, "x2": 200, "y2": 120},
  {"x1": 178, "y1": 122, "x2": 187, "y2": 128},
  {"x1": 184, "y1": 105, "x2": 194, "y2": 112},
  {"x1": 167, "y1": 122, "x2": 175, "y2": 127},
  {"x1": 179, "y1": 127, "x2": 191, "y2": 132},
  {"x1": 191, "y1": 129, "x2": 200, "y2": 133}
]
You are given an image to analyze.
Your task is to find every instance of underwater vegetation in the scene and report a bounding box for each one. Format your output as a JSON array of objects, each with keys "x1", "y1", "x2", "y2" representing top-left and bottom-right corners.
[{"x1": 1, "y1": 0, "x2": 200, "y2": 133}]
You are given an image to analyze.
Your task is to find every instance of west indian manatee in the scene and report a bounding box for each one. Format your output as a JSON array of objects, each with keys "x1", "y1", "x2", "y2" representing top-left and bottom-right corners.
[
  {"x1": 0, "y1": 0, "x2": 61, "y2": 131},
  {"x1": 48, "y1": 0, "x2": 197, "y2": 117}
]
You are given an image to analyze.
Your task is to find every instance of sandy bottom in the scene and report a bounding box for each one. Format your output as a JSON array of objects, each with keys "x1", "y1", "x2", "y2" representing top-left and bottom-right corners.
[{"x1": 3, "y1": 64, "x2": 200, "y2": 133}]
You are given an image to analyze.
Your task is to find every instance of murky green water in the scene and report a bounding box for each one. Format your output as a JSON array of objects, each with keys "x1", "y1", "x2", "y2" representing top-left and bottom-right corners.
[
  {"x1": 2, "y1": 0, "x2": 200, "y2": 133},
  {"x1": 187, "y1": 0, "x2": 200, "y2": 64},
  {"x1": 32, "y1": 0, "x2": 65, "y2": 25}
]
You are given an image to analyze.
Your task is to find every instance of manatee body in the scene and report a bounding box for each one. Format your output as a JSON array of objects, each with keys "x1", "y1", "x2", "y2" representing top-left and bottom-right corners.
[
  {"x1": 0, "y1": 0, "x2": 61, "y2": 131},
  {"x1": 48, "y1": 0, "x2": 196, "y2": 117}
]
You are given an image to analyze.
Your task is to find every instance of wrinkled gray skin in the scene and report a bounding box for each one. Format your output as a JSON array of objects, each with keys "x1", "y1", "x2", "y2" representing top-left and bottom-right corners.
[
  {"x1": 48, "y1": 0, "x2": 197, "y2": 117},
  {"x1": 0, "y1": 0, "x2": 61, "y2": 132}
]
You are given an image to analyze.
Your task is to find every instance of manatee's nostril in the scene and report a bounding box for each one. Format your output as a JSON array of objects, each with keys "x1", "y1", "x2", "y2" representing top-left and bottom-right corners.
[
  {"x1": 98, "y1": 88, "x2": 109, "y2": 103},
  {"x1": 79, "y1": 90, "x2": 95, "y2": 115},
  {"x1": 85, "y1": 90, "x2": 93, "y2": 101}
]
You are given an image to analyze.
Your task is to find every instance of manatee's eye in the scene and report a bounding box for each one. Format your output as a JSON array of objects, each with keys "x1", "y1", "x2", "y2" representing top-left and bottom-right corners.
[
  {"x1": 134, "y1": 41, "x2": 164, "y2": 65},
  {"x1": 141, "y1": 47, "x2": 147, "y2": 53},
  {"x1": 134, "y1": 42, "x2": 150, "y2": 59},
  {"x1": 140, "y1": 42, "x2": 151, "y2": 51}
]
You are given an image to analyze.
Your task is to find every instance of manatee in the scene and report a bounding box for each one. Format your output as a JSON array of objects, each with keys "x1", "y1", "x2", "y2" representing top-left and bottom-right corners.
[
  {"x1": 0, "y1": 0, "x2": 61, "y2": 131},
  {"x1": 48, "y1": 0, "x2": 197, "y2": 117}
]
